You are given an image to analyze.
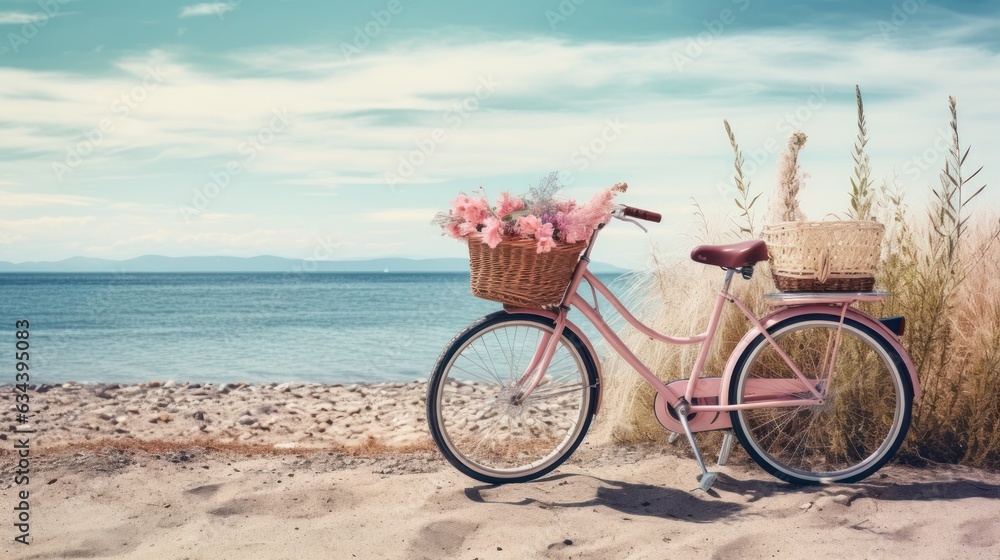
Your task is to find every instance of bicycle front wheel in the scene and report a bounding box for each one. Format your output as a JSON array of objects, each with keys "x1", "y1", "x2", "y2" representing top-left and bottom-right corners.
[
  {"x1": 729, "y1": 313, "x2": 913, "y2": 485},
  {"x1": 427, "y1": 311, "x2": 599, "y2": 484}
]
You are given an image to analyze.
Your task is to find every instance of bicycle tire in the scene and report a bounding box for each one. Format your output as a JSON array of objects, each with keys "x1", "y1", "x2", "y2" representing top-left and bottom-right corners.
[
  {"x1": 728, "y1": 313, "x2": 913, "y2": 485},
  {"x1": 426, "y1": 311, "x2": 600, "y2": 484}
]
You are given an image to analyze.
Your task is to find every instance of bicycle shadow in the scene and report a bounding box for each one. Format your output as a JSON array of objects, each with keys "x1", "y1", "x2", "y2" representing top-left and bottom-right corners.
[
  {"x1": 707, "y1": 468, "x2": 1000, "y2": 504},
  {"x1": 463, "y1": 473, "x2": 745, "y2": 522},
  {"x1": 463, "y1": 467, "x2": 1000, "y2": 520}
]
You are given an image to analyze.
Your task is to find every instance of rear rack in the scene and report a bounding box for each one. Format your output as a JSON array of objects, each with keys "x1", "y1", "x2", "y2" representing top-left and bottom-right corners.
[{"x1": 763, "y1": 291, "x2": 888, "y2": 307}]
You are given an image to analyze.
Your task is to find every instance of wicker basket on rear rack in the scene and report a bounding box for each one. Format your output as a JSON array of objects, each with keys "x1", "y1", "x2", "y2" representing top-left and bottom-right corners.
[
  {"x1": 467, "y1": 234, "x2": 586, "y2": 308},
  {"x1": 761, "y1": 221, "x2": 884, "y2": 292}
]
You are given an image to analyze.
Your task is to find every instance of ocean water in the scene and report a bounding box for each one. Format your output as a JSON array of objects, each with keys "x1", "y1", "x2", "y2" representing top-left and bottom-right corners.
[{"x1": 0, "y1": 273, "x2": 629, "y2": 385}]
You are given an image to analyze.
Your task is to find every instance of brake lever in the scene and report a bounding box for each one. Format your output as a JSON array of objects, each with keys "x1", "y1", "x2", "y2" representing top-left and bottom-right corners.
[
  {"x1": 611, "y1": 205, "x2": 649, "y2": 232},
  {"x1": 619, "y1": 216, "x2": 648, "y2": 233}
]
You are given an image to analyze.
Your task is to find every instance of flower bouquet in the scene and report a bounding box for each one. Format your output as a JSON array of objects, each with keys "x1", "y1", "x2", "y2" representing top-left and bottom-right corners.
[{"x1": 434, "y1": 173, "x2": 627, "y2": 307}]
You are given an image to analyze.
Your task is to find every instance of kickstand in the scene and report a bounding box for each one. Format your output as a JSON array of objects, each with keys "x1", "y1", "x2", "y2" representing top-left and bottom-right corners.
[{"x1": 677, "y1": 408, "x2": 718, "y2": 491}]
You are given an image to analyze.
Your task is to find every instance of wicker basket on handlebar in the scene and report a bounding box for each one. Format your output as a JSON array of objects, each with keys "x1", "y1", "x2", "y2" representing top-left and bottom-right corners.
[
  {"x1": 761, "y1": 220, "x2": 884, "y2": 292},
  {"x1": 467, "y1": 234, "x2": 587, "y2": 308}
]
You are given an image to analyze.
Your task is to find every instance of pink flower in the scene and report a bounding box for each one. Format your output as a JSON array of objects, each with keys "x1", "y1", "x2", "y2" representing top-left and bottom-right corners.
[
  {"x1": 556, "y1": 211, "x2": 588, "y2": 244},
  {"x1": 458, "y1": 221, "x2": 478, "y2": 236},
  {"x1": 451, "y1": 193, "x2": 471, "y2": 215},
  {"x1": 481, "y1": 217, "x2": 503, "y2": 249},
  {"x1": 535, "y1": 222, "x2": 557, "y2": 253},
  {"x1": 462, "y1": 196, "x2": 491, "y2": 226},
  {"x1": 496, "y1": 192, "x2": 525, "y2": 218},
  {"x1": 555, "y1": 198, "x2": 577, "y2": 214},
  {"x1": 436, "y1": 180, "x2": 627, "y2": 251},
  {"x1": 516, "y1": 214, "x2": 542, "y2": 236},
  {"x1": 557, "y1": 185, "x2": 624, "y2": 243},
  {"x1": 444, "y1": 222, "x2": 463, "y2": 239}
]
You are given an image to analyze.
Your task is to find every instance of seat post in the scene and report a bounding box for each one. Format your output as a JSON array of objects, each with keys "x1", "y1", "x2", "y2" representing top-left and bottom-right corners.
[{"x1": 721, "y1": 268, "x2": 735, "y2": 295}]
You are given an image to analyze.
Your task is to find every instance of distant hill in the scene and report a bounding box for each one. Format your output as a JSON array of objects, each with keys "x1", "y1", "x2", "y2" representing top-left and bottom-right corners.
[{"x1": 0, "y1": 255, "x2": 629, "y2": 274}]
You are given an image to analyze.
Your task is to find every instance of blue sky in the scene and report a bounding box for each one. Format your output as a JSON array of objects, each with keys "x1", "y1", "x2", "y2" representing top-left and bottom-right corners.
[{"x1": 1, "y1": 0, "x2": 998, "y2": 268}]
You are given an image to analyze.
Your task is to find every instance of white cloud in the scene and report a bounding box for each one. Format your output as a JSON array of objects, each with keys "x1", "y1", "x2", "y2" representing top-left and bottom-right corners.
[
  {"x1": 365, "y1": 209, "x2": 439, "y2": 222},
  {"x1": 179, "y1": 3, "x2": 236, "y2": 19},
  {"x1": 1, "y1": 26, "x2": 999, "y2": 265},
  {"x1": 0, "y1": 12, "x2": 48, "y2": 25},
  {"x1": 0, "y1": 215, "x2": 97, "y2": 231},
  {"x1": 0, "y1": 190, "x2": 102, "y2": 207}
]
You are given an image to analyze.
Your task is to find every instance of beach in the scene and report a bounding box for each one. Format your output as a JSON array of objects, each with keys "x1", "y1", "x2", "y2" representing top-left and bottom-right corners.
[{"x1": 2, "y1": 382, "x2": 999, "y2": 559}]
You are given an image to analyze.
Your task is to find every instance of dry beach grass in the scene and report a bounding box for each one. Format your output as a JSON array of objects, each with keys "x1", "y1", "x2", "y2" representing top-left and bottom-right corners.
[{"x1": 596, "y1": 93, "x2": 1000, "y2": 472}]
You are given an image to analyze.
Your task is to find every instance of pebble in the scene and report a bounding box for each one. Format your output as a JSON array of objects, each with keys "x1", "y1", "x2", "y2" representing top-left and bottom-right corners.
[
  {"x1": 6, "y1": 379, "x2": 578, "y2": 450},
  {"x1": 832, "y1": 494, "x2": 853, "y2": 505}
]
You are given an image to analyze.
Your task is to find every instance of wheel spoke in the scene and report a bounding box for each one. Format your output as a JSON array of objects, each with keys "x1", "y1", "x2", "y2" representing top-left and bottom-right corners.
[
  {"x1": 733, "y1": 317, "x2": 910, "y2": 484},
  {"x1": 429, "y1": 317, "x2": 595, "y2": 483}
]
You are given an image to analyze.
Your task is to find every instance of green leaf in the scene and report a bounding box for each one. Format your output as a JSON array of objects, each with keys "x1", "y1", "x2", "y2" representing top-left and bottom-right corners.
[
  {"x1": 943, "y1": 169, "x2": 960, "y2": 188},
  {"x1": 961, "y1": 184, "x2": 986, "y2": 208},
  {"x1": 504, "y1": 209, "x2": 531, "y2": 220},
  {"x1": 962, "y1": 166, "x2": 983, "y2": 186}
]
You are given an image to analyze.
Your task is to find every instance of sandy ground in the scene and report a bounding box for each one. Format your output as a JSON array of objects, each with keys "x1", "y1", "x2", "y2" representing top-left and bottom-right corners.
[
  {"x1": 2, "y1": 382, "x2": 999, "y2": 559},
  {"x1": 1, "y1": 442, "x2": 998, "y2": 560}
]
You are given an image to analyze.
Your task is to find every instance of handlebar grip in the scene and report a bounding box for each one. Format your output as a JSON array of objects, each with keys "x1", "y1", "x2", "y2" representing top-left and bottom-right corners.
[{"x1": 622, "y1": 205, "x2": 662, "y2": 223}]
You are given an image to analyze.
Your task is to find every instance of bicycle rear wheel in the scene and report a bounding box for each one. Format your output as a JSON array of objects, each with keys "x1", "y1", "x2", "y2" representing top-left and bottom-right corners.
[
  {"x1": 427, "y1": 311, "x2": 599, "y2": 484},
  {"x1": 729, "y1": 313, "x2": 913, "y2": 485}
]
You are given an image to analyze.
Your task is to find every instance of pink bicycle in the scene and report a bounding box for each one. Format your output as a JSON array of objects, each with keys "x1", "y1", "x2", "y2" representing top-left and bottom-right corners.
[{"x1": 427, "y1": 204, "x2": 918, "y2": 489}]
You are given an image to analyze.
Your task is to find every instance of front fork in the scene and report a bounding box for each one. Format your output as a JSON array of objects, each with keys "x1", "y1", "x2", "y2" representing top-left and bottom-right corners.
[{"x1": 512, "y1": 308, "x2": 570, "y2": 404}]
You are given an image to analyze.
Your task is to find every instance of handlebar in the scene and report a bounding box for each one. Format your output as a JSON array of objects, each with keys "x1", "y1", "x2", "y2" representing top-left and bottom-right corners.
[{"x1": 620, "y1": 205, "x2": 662, "y2": 223}]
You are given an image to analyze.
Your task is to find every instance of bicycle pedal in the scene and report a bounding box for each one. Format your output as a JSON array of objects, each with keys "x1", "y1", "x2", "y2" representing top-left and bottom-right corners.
[
  {"x1": 668, "y1": 431, "x2": 679, "y2": 444},
  {"x1": 717, "y1": 430, "x2": 734, "y2": 466},
  {"x1": 698, "y1": 471, "x2": 719, "y2": 491}
]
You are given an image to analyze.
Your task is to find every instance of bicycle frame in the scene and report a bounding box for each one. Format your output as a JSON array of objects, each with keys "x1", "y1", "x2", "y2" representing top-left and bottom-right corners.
[{"x1": 509, "y1": 226, "x2": 921, "y2": 428}]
